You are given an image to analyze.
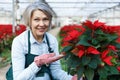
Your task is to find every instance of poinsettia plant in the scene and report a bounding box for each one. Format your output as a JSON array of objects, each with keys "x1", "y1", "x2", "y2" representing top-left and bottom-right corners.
[{"x1": 59, "y1": 20, "x2": 120, "y2": 80}]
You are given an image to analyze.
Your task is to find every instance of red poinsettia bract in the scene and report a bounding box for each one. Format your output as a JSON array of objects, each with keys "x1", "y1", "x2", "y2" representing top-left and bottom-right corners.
[
  {"x1": 83, "y1": 20, "x2": 105, "y2": 30},
  {"x1": 72, "y1": 45, "x2": 100, "y2": 58},
  {"x1": 101, "y1": 49, "x2": 113, "y2": 66}
]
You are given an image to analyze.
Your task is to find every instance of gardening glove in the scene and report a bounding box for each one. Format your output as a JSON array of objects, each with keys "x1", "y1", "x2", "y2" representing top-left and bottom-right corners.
[
  {"x1": 72, "y1": 74, "x2": 83, "y2": 80},
  {"x1": 34, "y1": 53, "x2": 64, "y2": 67}
]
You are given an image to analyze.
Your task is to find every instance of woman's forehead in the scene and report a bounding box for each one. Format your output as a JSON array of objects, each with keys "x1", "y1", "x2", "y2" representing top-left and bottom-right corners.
[{"x1": 31, "y1": 10, "x2": 49, "y2": 18}]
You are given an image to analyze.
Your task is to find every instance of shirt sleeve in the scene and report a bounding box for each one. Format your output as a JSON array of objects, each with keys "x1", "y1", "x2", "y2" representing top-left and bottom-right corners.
[
  {"x1": 12, "y1": 36, "x2": 41, "y2": 80},
  {"x1": 49, "y1": 36, "x2": 72, "y2": 80}
]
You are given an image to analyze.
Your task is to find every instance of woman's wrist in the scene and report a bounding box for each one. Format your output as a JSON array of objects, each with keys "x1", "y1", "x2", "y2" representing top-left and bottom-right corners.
[{"x1": 34, "y1": 60, "x2": 42, "y2": 67}]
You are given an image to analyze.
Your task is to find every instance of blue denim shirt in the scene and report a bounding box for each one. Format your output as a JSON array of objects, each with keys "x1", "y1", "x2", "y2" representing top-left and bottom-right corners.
[{"x1": 12, "y1": 30, "x2": 72, "y2": 80}]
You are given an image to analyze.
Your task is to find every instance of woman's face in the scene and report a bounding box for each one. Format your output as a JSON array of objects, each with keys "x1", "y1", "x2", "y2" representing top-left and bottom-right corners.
[{"x1": 30, "y1": 10, "x2": 50, "y2": 40}]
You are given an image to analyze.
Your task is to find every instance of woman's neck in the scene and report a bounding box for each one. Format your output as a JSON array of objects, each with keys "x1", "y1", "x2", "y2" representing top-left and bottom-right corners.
[
  {"x1": 35, "y1": 35, "x2": 43, "y2": 43},
  {"x1": 32, "y1": 32, "x2": 44, "y2": 43}
]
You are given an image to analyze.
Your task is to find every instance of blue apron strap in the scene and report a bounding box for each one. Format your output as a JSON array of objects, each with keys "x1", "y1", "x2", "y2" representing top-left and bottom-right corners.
[
  {"x1": 28, "y1": 30, "x2": 31, "y2": 54},
  {"x1": 45, "y1": 34, "x2": 54, "y2": 53}
]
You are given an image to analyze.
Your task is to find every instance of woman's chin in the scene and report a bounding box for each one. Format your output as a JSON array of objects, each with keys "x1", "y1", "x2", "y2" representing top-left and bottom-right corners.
[{"x1": 37, "y1": 32, "x2": 45, "y2": 36}]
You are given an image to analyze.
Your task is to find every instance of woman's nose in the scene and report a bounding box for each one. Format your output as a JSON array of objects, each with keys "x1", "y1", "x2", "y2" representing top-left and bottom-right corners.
[{"x1": 38, "y1": 21, "x2": 45, "y2": 26}]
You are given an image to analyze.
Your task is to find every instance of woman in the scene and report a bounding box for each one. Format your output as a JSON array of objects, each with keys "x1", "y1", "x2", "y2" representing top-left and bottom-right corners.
[{"x1": 11, "y1": 1, "x2": 79, "y2": 80}]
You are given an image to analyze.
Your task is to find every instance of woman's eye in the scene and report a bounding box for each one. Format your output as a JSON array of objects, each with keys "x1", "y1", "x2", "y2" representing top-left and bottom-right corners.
[
  {"x1": 34, "y1": 19, "x2": 39, "y2": 21},
  {"x1": 43, "y1": 18, "x2": 49, "y2": 21}
]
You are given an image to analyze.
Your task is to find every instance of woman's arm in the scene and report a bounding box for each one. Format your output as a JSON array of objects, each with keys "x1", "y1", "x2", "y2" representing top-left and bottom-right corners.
[
  {"x1": 12, "y1": 36, "x2": 40, "y2": 80},
  {"x1": 49, "y1": 37, "x2": 73, "y2": 80}
]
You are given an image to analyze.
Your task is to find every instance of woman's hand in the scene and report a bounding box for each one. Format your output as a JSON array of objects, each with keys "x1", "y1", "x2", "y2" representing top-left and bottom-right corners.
[
  {"x1": 34, "y1": 53, "x2": 64, "y2": 67},
  {"x1": 72, "y1": 75, "x2": 83, "y2": 80},
  {"x1": 72, "y1": 75, "x2": 77, "y2": 80}
]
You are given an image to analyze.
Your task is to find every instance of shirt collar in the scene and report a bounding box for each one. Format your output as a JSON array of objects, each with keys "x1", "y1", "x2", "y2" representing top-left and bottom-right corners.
[{"x1": 29, "y1": 30, "x2": 47, "y2": 44}]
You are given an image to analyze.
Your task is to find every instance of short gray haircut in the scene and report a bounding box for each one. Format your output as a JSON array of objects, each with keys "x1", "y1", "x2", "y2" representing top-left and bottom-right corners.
[{"x1": 22, "y1": 2, "x2": 53, "y2": 27}]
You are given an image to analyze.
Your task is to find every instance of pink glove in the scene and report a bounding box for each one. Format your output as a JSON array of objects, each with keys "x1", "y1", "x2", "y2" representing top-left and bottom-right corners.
[
  {"x1": 72, "y1": 75, "x2": 77, "y2": 80},
  {"x1": 72, "y1": 75, "x2": 83, "y2": 80},
  {"x1": 34, "y1": 53, "x2": 64, "y2": 67}
]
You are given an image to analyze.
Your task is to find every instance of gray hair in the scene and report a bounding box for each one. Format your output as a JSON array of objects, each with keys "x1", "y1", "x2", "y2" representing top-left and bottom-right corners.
[{"x1": 22, "y1": 2, "x2": 53, "y2": 27}]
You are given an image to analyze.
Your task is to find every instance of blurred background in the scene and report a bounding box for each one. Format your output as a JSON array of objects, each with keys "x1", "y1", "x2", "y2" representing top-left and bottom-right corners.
[
  {"x1": 0, "y1": 0, "x2": 120, "y2": 27},
  {"x1": 0, "y1": 0, "x2": 120, "y2": 80}
]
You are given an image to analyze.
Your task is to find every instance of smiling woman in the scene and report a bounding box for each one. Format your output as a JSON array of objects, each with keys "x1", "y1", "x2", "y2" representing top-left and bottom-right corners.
[{"x1": 6, "y1": 1, "x2": 81, "y2": 80}]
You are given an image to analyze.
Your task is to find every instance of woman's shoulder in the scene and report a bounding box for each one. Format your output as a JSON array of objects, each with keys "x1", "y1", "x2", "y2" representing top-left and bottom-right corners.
[
  {"x1": 13, "y1": 30, "x2": 28, "y2": 42},
  {"x1": 46, "y1": 32, "x2": 57, "y2": 40}
]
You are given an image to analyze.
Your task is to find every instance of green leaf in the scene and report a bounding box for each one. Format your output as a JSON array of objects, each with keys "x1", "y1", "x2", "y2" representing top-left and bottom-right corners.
[
  {"x1": 61, "y1": 46, "x2": 73, "y2": 52},
  {"x1": 95, "y1": 31, "x2": 118, "y2": 46},
  {"x1": 77, "y1": 35, "x2": 91, "y2": 46},
  {"x1": 67, "y1": 66, "x2": 71, "y2": 74},
  {"x1": 95, "y1": 29, "x2": 104, "y2": 35},
  {"x1": 96, "y1": 35, "x2": 106, "y2": 42},
  {"x1": 108, "y1": 66, "x2": 119, "y2": 75},
  {"x1": 114, "y1": 43, "x2": 120, "y2": 48},
  {"x1": 95, "y1": 29, "x2": 107, "y2": 42},
  {"x1": 67, "y1": 54, "x2": 81, "y2": 68},
  {"x1": 92, "y1": 39, "x2": 99, "y2": 46},
  {"x1": 66, "y1": 56, "x2": 74, "y2": 68},
  {"x1": 77, "y1": 67, "x2": 84, "y2": 80},
  {"x1": 82, "y1": 56, "x2": 91, "y2": 65},
  {"x1": 108, "y1": 75, "x2": 120, "y2": 80},
  {"x1": 66, "y1": 54, "x2": 82, "y2": 75},
  {"x1": 106, "y1": 34, "x2": 118, "y2": 42},
  {"x1": 84, "y1": 68, "x2": 94, "y2": 80},
  {"x1": 88, "y1": 59, "x2": 98, "y2": 69},
  {"x1": 98, "y1": 67, "x2": 108, "y2": 78}
]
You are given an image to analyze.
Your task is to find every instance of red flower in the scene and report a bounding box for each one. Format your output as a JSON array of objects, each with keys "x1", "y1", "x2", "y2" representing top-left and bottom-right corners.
[
  {"x1": 60, "y1": 25, "x2": 75, "y2": 37},
  {"x1": 63, "y1": 30, "x2": 80, "y2": 42},
  {"x1": 61, "y1": 25, "x2": 85, "y2": 43},
  {"x1": 72, "y1": 45, "x2": 85, "y2": 57},
  {"x1": 78, "y1": 50, "x2": 84, "y2": 58},
  {"x1": 87, "y1": 46, "x2": 100, "y2": 55},
  {"x1": 103, "y1": 56, "x2": 113, "y2": 66},
  {"x1": 83, "y1": 20, "x2": 93, "y2": 29},
  {"x1": 83, "y1": 20, "x2": 104, "y2": 30},
  {"x1": 93, "y1": 20, "x2": 105, "y2": 28},
  {"x1": 108, "y1": 45, "x2": 117, "y2": 52},
  {"x1": 60, "y1": 24, "x2": 85, "y2": 38},
  {"x1": 61, "y1": 41, "x2": 70, "y2": 47},
  {"x1": 75, "y1": 46, "x2": 100, "y2": 58},
  {"x1": 117, "y1": 66, "x2": 120, "y2": 72},
  {"x1": 101, "y1": 49, "x2": 113, "y2": 66},
  {"x1": 101, "y1": 25, "x2": 120, "y2": 34},
  {"x1": 116, "y1": 37, "x2": 120, "y2": 43}
]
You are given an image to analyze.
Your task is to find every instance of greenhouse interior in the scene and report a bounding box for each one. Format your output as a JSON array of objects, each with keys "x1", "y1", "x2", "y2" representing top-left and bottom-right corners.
[{"x1": 0, "y1": 0, "x2": 120, "y2": 80}]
